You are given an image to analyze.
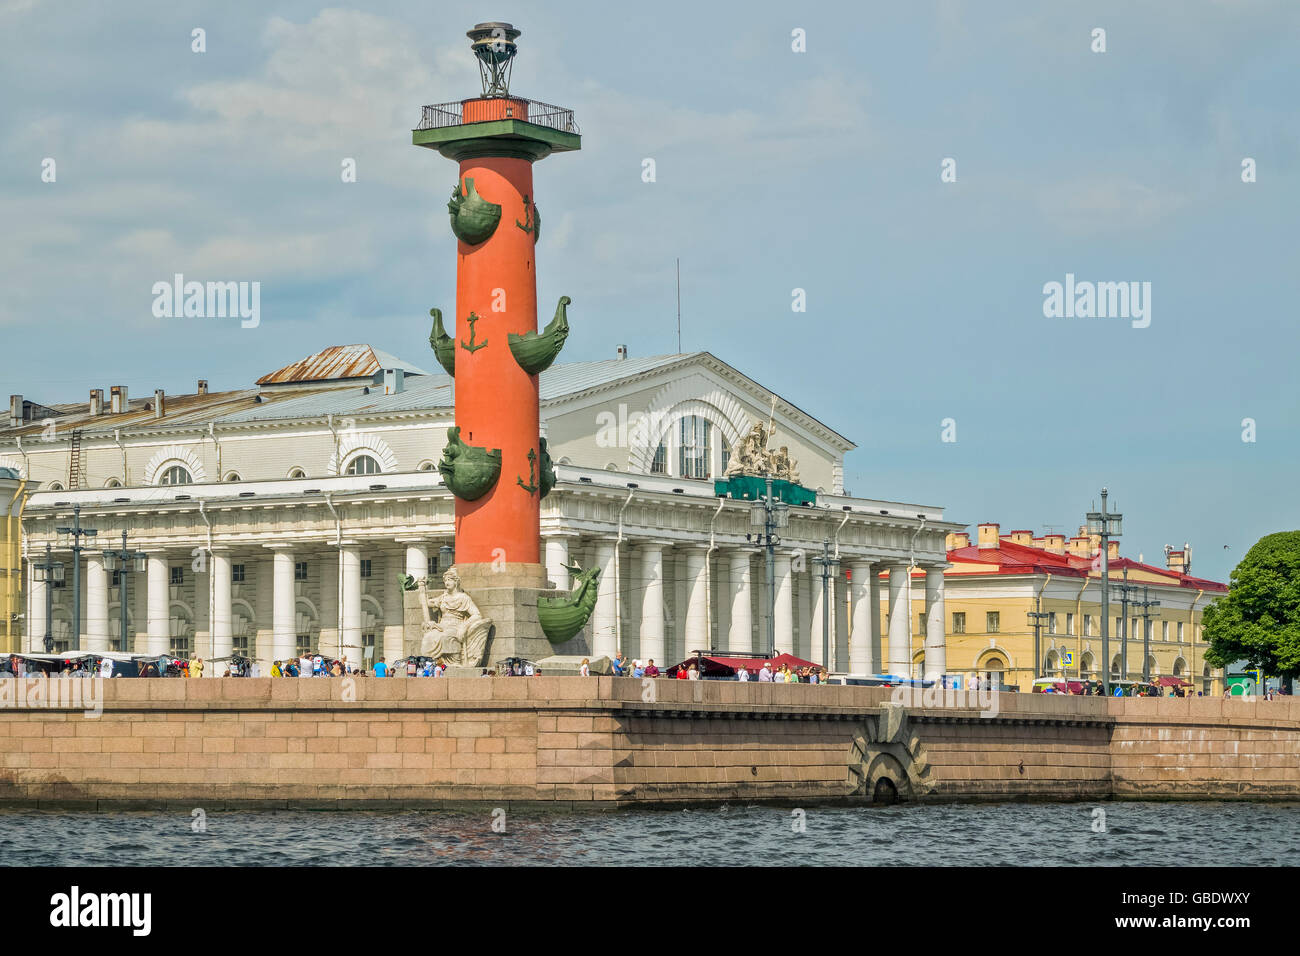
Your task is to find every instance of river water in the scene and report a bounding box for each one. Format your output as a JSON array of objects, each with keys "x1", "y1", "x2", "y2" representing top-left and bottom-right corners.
[{"x1": 0, "y1": 801, "x2": 1295, "y2": 866}]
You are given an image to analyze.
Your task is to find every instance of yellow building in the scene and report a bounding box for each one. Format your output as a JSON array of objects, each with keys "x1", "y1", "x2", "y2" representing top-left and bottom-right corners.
[
  {"x1": 1, "y1": 468, "x2": 27, "y2": 655},
  {"x1": 887, "y1": 522, "x2": 1227, "y2": 693}
]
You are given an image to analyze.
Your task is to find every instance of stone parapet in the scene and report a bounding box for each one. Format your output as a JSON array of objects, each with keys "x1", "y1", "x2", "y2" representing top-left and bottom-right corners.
[{"x1": 0, "y1": 679, "x2": 1295, "y2": 808}]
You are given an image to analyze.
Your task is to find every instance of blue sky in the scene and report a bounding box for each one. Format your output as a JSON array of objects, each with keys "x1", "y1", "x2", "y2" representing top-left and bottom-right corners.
[{"x1": 2, "y1": 0, "x2": 1297, "y2": 583}]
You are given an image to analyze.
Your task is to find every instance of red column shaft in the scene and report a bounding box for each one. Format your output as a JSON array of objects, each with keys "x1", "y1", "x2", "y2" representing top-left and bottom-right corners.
[{"x1": 453, "y1": 156, "x2": 539, "y2": 566}]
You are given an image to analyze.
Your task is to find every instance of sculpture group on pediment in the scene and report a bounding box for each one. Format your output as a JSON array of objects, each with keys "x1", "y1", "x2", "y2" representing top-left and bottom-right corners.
[{"x1": 723, "y1": 422, "x2": 800, "y2": 483}]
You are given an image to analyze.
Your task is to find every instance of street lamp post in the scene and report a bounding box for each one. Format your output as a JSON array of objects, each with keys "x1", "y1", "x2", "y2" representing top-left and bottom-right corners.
[
  {"x1": 1134, "y1": 585, "x2": 1161, "y2": 684},
  {"x1": 1086, "y1": 488, "x2": 1122, "y2": 696},
  {"x1": 745, "y1": 475, "x2": 789, "y2": 660},
  {"x1": 811, "y1": 538, "x2": 839, "y2": 672},
  {"x1": 102, "y1": 531, "x2": 147, "y2": 653},
  {"x1": 1027, "y1": 598, "x2": 1051, "y2": 680},
  {"x1": 55, "y1": 504, "x2": 98, "y2": 651},
  {"x1": 1115, "y1": 567, "x2": 1134, "y2": 680},
  {"x1": 32, "y1": 543, "x2": 65, "y2": 653}
]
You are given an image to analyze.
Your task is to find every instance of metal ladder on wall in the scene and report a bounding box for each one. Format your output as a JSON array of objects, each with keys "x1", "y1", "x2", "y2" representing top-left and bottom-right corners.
[{"x1": 68, "y1": 428, "x2": 83, "y2": 489}]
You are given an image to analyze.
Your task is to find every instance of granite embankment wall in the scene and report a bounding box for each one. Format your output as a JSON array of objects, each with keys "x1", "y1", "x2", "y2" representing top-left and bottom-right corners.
[{"x1": 0, "y1": 678, "x2": 1296, "y2": 808}]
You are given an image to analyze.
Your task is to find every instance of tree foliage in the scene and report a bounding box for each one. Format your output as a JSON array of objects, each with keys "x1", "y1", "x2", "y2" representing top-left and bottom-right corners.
[{"x1": 1203, "y1": 531, "x2": 1300, "y2": 679}]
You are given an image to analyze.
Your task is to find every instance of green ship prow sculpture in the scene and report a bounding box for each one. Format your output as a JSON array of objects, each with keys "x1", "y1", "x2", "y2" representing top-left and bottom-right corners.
[
  {"x1": 448, "y1": 176, "x2": 501, "y2": 245},
  {"x1": 429, "y1": 307, "x2": 456, "y2": 376},
  {"x1": 538, "y1": 562, "x2": 600, "y2": 644},
  {"x1": 438, "y1": 426, "x2": 501, "y2": 501},
  {"x1": 508, "y1": 295, "x2": 570, "y2": 375}
]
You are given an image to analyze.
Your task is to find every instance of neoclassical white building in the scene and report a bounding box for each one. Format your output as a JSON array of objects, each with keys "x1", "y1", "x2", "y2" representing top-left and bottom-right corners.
[{"x1": 3, "y1": 344, "x2": 961, "y2": 673}]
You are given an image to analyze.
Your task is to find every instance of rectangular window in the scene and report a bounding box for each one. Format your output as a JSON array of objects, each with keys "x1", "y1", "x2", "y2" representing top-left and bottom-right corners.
[
  {"x1": 1162, "y1": 621, "x2": 1169, "y2": 641},
  {"x1": 232, "y1": 564, "x2": 245, "y2": 583},
  {"x1": 169, "y1": 633, "x2": 191, "y2": 658},
  {"x1": 952, "y1": 612, "x2": 966, "y2": 634},
  {"x1": 1177, "y1": 622, "x2": 1185, "y2": 642},
  {"x1": 110, "y1": 570, "x2": 121, "y2": 588},
  {"x1": 1048, "y1": 612, "x2": 1057, "y2": 634},
  {"x1": 360, "y1": 559, "x2": 372, "y2": 579},
  {"x1": 295, "y1": 561, "x2": 308, "y2": 581},
  {"x1": 1066, "y1": 612, "x2": 1074, "y2": 636},
  {"x1": 170, "y1": 567, "x2": 183, "y2": 586},
  {"x1": 1084, "y1": 614, "x2": 1092, "y2": 637},
  {"x1": 918, "y1": 615, "x2": 927, "y2": 637},
  {"x1": 296, "y1": 633, "x2": 313, "y2": 658},
  {"x1": 986, "y1": 611, "x2": 1000, "y2": 633}
]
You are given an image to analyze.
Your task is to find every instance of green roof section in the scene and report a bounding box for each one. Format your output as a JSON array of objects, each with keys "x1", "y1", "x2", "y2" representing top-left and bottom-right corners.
[{"x1": 413, "y1": 119, "x2": 580, "y2": 161}]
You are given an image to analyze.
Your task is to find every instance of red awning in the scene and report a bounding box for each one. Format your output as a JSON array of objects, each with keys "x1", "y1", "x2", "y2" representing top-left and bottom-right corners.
[
  {"x1": 1155, "y1": 676, "x2": 1190, "y2": 686},
  {"x1": 666, "y1": 652, "x2": 819, "y2": 677}
]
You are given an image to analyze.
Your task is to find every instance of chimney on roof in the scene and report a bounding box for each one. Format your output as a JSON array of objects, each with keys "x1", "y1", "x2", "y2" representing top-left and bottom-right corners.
[
  {"x1": 616, "y1": 345, "x2": 628, "y2": 360},
  {"x1": 976, "y1": 522, "x2": 1000, "y2": 549},
  {"x1": 946, "y1": 531, "x2": 970, "y2": 550},
  {"x1": 89, "y1": 389, "x2": 103, "y2": 416},
  {"x1": 9, "y1": 395, "x2": 21, "y2": 427},
  {"x1": 1008, "y1": 529, "x2": 1033, "y2": 546},
  {"x1": 1166, "y1": 548, "x2": 1186, "y2": 573},
  {"x1": 154, "y1": 389, "x2": 166, "y2": 418},
  {"x1": 382, "y1": 368, "x2": 405, "y2": 395},
  {"x1": 1043, "y1": 533, "x2": 1066, "y2": 554},
  {"x1": 1107, "y1": 540, "x2": 1119, "y2": 560},
  {"x1": 110, "y1": 385, "x2": 128, "y2": 414},
  {"x1": 1068, "y1": 536, "x2": 1091, "y2": 557},
  {"x1": 197, "y1": 379, "x2": 208, "y2": 395}
]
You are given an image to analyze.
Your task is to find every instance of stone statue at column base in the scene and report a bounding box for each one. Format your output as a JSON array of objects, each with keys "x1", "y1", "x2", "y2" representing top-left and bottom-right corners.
[{"x1": 418, "y1": 568, "x2": 494, "y2": 667}]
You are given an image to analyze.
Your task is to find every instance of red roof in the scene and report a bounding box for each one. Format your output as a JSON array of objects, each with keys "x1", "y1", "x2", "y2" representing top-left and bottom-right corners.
[
  {"x1": 945, "y1": 537, "x2": 1227, "y2": 592},
  {"x1": 666, "y1": 652, "x2": 818, "y2": 677}
]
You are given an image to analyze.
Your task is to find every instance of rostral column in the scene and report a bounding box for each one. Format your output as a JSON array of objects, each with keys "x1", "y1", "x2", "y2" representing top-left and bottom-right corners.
[{"x1": 414, "y1": 22, "x2": 579, "y2": 586}]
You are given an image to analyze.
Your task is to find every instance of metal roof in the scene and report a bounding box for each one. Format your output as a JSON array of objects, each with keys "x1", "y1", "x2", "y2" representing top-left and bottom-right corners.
[{"x1": 255, "y1": 344, "x2": 429, "y2": 386}]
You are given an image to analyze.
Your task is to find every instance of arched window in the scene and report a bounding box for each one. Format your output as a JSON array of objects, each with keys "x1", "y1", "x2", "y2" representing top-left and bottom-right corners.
[
  {"x1": 1043, "y1": 650, "x2": 1060, "y2": 675},
  {"x1": 287, "y1": 467, "x2": 306, "y2": 479},
  {"x1": 48, "y1": 481, "x2": 64, "y2": 491},
  {"x1": 224, "y1": 472, "x2": 241, "y2": 482},
  {"x1": 1111, "y1": 654, "x2": 1122, "y2": 677},
  {"x1": 678, "y1": 415, "x2": 711, "y2": 479},
  {"x1": 982, "y1": 655, "x2": 1006, "y2": 687},
  {"x1": 345, "y1": 454, "x2": 381, "y2": 476},
  {"x1": 160, "y1": 465, "x2": 192, "y2": 485},
  {"x1": 721, "y1": 435, "x2": 732, "y2": 474},
  {"x1": 417, "y1": 461, "x2": 436, "y2": 473},
  {"x1": 105, "y1": 478, "x2": 122, "y2": 489}
]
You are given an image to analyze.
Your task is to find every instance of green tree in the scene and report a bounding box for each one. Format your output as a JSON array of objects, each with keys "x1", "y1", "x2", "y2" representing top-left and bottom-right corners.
[{"x1": 1203, "y1": 531, "x2": 1300, "y2": 680}]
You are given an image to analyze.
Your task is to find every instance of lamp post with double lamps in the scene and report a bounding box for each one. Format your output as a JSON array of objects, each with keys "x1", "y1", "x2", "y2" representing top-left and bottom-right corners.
[
  {"x1": 32, "y1": 543, "x2": 64, "y2": 653},
  {"x1": 55, "y1": 504, "x2": 97, "y2": 651},
  {"x1": 745, "y1": 475, "x2": 789, "y2": 660},
  {"x1": 102, "y1": 531, "x2": 147, "y2": 653},
  {"x1": 1085, "y1": 489, "x2": 1122, "y2": 696}
]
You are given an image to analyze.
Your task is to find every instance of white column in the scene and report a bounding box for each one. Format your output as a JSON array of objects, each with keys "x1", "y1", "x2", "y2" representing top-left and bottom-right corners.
[
  {"x1": 887, "y1": 563, "x2": 911, "y2": 676},
  {"x1": 796, "y1": 565, "x2": 811, "y2": 661},
  {"x1": 773, "y1": 553, "x2": 794, "y2": 656},
  {"x1": 869, "y1": 562, "x2": 882, "y2": 671},
  {"x1": 267, "y1": 545, "x2": 295, "y2": 665},
  {"x1": 639, "y1": 542, "x2": 666, "y2": 666},
  {"x1": 146, "y1": 553, "x2": 169, "y2": 656},
  {"x1": 401, "y1": 540, "x2": 429, "y2": 583},
  {"x1": 728, "y1": 550, "x2": 753, "y2": 653},
  {"x1": 924, "y1": 566, "x2": 947, "y2": 680},
  {"x1": 849, "y1": 560, "x2": 875, "y2": 675},
  {"x1": 84, "y1": 554, "x2": 108, "y2": 653},
  {"x1": 211, "y1": 549, "x2": 233, "y2": 663},
  {"x1": 382, "y1": 552, "x2": 404, "y2": 668},
  {"x1": 591, "y1": 538, "x2": 618, "y2": 660},
  {"x1": 834, "y1": 567, "x2": 849, "y2": 672},
  {"x1": 340, "y1": 543, "x2": 361, "y2": 667},
  {"x1": 543, "y1": 533, "x2": 576, "y2": 590},
  {"x1": 811, "y1": 563, "x2": 829, "y2": 667},
  {"x1": 193, "y1": 555, "x2": 209, "y2": 661},
  {"x1": 28, "y1": 559, "x2": 47, "y2": 653},
  {"x1": 683, "y1": 546, "x2": 709, "y2": 661},
  {"x1": 318, "y1": 551, "x2": 338, "y2": 653}
]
